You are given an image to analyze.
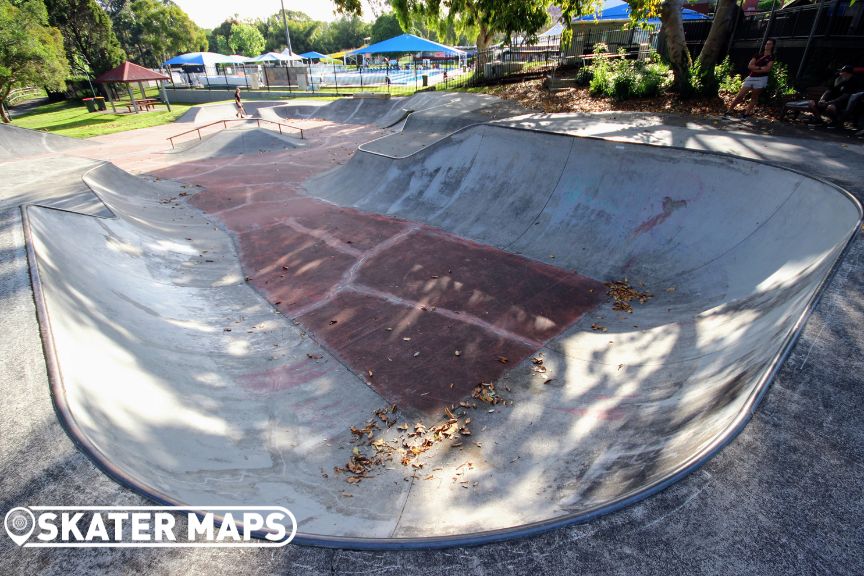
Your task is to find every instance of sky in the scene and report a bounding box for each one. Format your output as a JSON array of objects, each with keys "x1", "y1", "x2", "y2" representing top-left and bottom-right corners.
[{"x1": 172, "y1": 0, "x2": 378, "y2": 29}]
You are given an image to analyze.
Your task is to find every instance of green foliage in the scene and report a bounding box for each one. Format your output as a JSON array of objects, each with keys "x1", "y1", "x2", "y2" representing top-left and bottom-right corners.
[
  {"x1": 687, "y1": 58, "x2": 706, "y2": 95},
  {"x1": 766, "y1": 60, "x2": 796, "y2": 99},
  {"x1": 711, "y1": 56, "x2": 795, "y2": 100},
  {"x1": 588, "y1": 50, "x2": 670, "y2": 100},
  {"x1": 228, "y1": 22, "x2": 265, "y2": 56},
  {"x1": 111, "y1": 0, "x2": 207, "y2": 68},
  {"x1": 370, "y1": 12, "x2": 404, "y2": 44},
  {"x1": 11, "y1": 98, "x2": 194, "y2": 138},
  {"x1": 574, "y1": 65, "x2": 592, "y2": 86},
  {"x1": 714, "y1": 56, "x2": 742, "y2": 94},
  {"x1": 256, "y1": 10, "x2": 320, "y2": 54},
  {"x1": 0, "y1": 0, "x2": 68, "y2": 118},
  {"x1": 208, "y1": 19, "x2": 236, "y2": 56},
  {"x1": 350, "y1": 0, "x2": 549, "y2": 51},
  {"x1": 44, "y1": 0, "x2": 124, "y2": 75},
  {"x1": 315, "y1": 16, "x2": 370, "y2": 53}
]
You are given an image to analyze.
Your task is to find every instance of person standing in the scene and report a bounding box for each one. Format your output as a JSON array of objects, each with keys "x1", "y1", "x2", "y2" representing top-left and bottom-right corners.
[
  {"x1": 234, "y1": 87, "x2": 246, "y2": 118},
  {"x1": 724, "y1": 38, "x2": 776, "y2": 118}
]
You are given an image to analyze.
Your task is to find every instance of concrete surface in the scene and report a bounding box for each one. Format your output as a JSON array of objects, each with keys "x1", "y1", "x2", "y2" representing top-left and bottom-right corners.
[{"x1": 1, "y1": 98, "x2": 864, "y2": 573}]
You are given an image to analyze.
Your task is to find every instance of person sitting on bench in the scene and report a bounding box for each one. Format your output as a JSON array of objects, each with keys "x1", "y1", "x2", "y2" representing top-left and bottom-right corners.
[{"x1": 811, "y1": 65, "x2": 863, "y2": 127}]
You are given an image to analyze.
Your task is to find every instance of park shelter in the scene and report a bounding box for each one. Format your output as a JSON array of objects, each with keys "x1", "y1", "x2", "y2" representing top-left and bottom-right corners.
[
  {"x1": 540, "y1": 0, "x2": 709, "y2": 36},
  {"x1": 574, "y1": 2, "x2": 710, "y2": 23},
  {"x1": 348, "y1": 34, "x2": 466, "y2": 57},
  {"x1": 162, "y1": 52, "x2": 236, "y2": 82},
  {"x1": 225, "y1": 54, "x2": 254, "y2": 63},
  {"x1": 299, "y1": 51, "x2": 329, "y2": 61},
  {"x1": 299, "y1": 51, "x2": 340, "y2": 63},
  {"x1": 251, "y1": 52, "x2": 302, "y2": 63},
  {"x1": 94, "y1": 61, "x2": 170, "y2": 114},
  {"x1": 163, "y1": 52, "x2": 234, "y2": 67},
  {"x1": 278, "y1": 48, "x2": 304, "y2": 61}
]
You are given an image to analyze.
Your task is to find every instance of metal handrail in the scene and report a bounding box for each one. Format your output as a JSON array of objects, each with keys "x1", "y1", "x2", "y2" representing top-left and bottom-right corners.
[{"x1": 167, "y1": 118, "x2": 304, "y2": 149}]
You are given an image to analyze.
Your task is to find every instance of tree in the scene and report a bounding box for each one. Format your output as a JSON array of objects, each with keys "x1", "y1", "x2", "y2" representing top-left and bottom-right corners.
[
  {"x1": 44, "y1": 0, "x2": 125, "y2": 76},
  {"x1": 386, "y1": 0, "x2": 549, "y2": 54},
  {"x1": 560, "y1": 0, "x2": 692, "y2": 92},
  {"x1": 228, "y1": 22, "x2": 265, "y2": 56},
  {"x1": 658, "y1": 0, "x2": 691, "y2": 92},
  {"x1": 315, "y1": 16, "x2": 371, "y2": 53},
  {"x1": 370, "y1": 12, "x2": 403, "y2": 44},
  {"x1": 110, "y1": 0, "x2": 207, "y2": 68},
  {"x1": 0, "y1": 0, "x2": 68, "y2": 122},
  {"x1": 257, "y1": 10, "x2": 321, "y2": 54},
  {"x1": 691, "y1": 0, "x2": 737, "y2": 92},
  {"x1": 208, "y1": 18, "x2": 238, "y2": 55}
]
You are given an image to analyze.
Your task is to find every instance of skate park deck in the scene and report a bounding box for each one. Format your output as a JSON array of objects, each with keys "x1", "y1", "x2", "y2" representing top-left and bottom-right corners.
[{"x1": 3, "y1": 94, "x2": 862, "y2": 549}]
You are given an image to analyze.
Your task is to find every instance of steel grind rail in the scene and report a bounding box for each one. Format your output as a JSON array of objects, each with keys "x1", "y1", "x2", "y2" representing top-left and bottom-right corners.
[{"x1": 167, "y1": 118, "x2": 304, "y2": 149}]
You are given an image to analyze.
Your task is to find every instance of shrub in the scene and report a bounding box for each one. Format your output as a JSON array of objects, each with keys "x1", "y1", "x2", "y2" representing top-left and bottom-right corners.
[
  {"x1": 687, "y1": 59, "x2": 707, "y2": 96},
  {"x1": 715, "y1": 56, "x2": 743, "y2": 94},
  {"x1": 766, "y1": 60, "x2": 796, "y2": 99},
  {"x1": 588, "y1": 50, "x2": 670, "y2": 100},
  {"x1": 574, "y1": 64, "x2": 592, "y2": 86},
  {"x1": 589, "y1": 59, "x2": 612, "y2": 96}
]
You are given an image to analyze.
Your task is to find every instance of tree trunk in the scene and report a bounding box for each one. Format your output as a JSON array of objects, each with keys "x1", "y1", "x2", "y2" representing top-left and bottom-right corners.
[
  {"x1": 0, "y1": 84, "x2": 11, "y2": 123},
  {"x1": 698, "y1": 0, "x2": 738, "y2": 70},
  {"x1": 476, "y1": 25, "x2": 493, "y2": 75},
  {"x1": 660, "y1": 0, "x2": 692, "y2": 93}
]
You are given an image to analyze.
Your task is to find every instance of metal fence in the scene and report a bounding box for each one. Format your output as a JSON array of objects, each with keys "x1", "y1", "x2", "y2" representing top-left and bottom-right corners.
[{"x1": 163, "y1": 60, "x2": 473, "y2": 96}]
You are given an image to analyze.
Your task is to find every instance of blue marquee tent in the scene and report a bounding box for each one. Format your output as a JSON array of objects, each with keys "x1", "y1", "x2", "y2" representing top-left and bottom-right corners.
[
  {"x1": 299, "y1": 51, "x2": 329, "y2": 60},
  {"x1": 348, "y1": 34, "x2": 465, "y2": 56},
  {"x1": 575, "y1": 2, "x2": 710, "y2": 23},
  {"x1": 540, "y1": 0, "x2": 709, "y2": 35},
  {"x1": 163, "y1": 52, "x2": 234, "y2": 67}
]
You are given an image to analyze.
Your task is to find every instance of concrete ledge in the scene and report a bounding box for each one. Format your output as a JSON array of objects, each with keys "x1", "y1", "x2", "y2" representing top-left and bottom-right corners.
[{"x1": 352, "y1": 92, "x2": 392, "y2": 99}]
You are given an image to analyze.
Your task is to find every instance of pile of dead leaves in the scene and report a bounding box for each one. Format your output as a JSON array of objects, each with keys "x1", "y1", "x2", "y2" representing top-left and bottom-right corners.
[
  {"x1": 530, "y1": 354, "x2": 554, "y2": 383},
  {"x1": 605, "y1": 279, "x2": 653, "y2": 313},
  {"x1": 472, "y1": 382, "x2": 510, "y2": 405},
  {"x1": 335, "y1": 402, "x2": 485, "y2": 485},
  {"x1": 484, "y1": 78, "x2": 783, "y2": 123}
]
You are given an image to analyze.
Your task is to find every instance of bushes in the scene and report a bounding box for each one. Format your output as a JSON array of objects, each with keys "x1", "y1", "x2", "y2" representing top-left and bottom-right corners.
[
  {"x1": 766, "y1": 60, "x2": 796, "y2": 99},
  {"x1": 575, "y1": 47, "x2": 794, "y2": 102},
  {"x1": 585, "y1": 46, "x2": 671, "y2": 100},
  {"x1": 715, "y1": 56, "x2": 743, "y2": 94},
  {"x1": 714, "y1": 55, "x2": 796, "y2": 100}
]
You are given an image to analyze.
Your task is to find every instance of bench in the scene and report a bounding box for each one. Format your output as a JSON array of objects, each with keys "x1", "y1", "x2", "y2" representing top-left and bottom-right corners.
[
  {"x1": 783, "y1": 67, "x2": 864, "y2": 125},
  {"x1": 124, "y1": 98, "x2": 160, "y2": 113}
]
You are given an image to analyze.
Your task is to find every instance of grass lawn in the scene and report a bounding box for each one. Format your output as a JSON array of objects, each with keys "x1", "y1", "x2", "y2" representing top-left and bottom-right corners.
[{"x1": 12, "y1": 99, "x2": 196, "y2": 139}]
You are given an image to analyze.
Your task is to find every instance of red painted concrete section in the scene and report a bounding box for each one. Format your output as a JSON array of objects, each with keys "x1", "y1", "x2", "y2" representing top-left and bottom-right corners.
[
  {"x1": 143, "y1": 122, "x2": 604, "y2": 413},
  {"x1": 356, "y1": 229, "x2": 602, "y2": 343},
  {"x1": 239, "y1": 213, "x2": 602, "y2": 412},
  {"x1": 186, "y1": 176, "x2": 602, "y2": 411}
]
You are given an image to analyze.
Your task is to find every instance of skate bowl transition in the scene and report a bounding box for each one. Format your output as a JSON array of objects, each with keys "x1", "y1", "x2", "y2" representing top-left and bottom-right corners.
[{"x1": 15, "y1": 97, "x2": 862, "y2": 549}]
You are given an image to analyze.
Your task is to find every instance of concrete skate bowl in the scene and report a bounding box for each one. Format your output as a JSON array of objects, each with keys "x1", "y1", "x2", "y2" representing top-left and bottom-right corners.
[
  {"x1": 259, "y1": 92, "x2": 523, "y2": 138},
  {"x1": 0, "y1": 123, "x2": 86, "y2": 160},
  {"x1": 261, "y1": 97, "x2": 407, "y2": 126},
  {"x1": 167, "y1": 126, "x2": 303, "y2": 160},
  {"x1": 23, "y1": 123, "x2": 861, "y2": 549}
]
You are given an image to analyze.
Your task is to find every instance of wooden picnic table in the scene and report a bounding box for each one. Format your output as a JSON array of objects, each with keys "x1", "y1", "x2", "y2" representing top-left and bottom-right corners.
[
  {"x1": 578, "y1": 52, "x2": 629, "y2": 65},
  {"x1": 125, "y1": 98, "x2": 160, "y2": 113}
]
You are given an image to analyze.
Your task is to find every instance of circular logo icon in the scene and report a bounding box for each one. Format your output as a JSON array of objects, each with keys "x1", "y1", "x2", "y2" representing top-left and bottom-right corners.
[{"x1": 4, "y1": 507, "x2": 35, "y2": 546}]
